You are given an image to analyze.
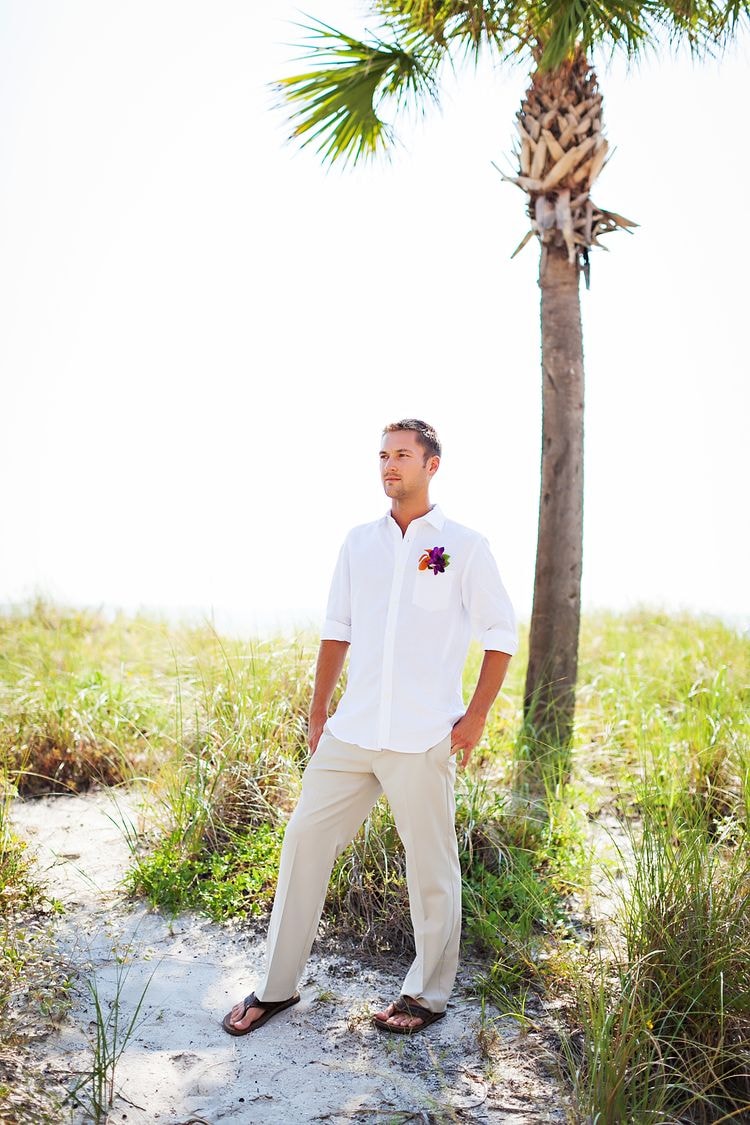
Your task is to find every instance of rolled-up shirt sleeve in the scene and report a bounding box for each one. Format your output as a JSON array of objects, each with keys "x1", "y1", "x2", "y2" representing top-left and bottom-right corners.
[
  {"x1": 462, "y1": 537, "x2": 518, "y2": 654},
  {"x1": 320, "y1": 535, "x2": 352, "y2": 643}
]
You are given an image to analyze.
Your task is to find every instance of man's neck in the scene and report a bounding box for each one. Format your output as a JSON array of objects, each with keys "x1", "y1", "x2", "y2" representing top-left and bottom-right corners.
[{"x1": 390, "y1": 497, "x2": 433, "y2": 536}]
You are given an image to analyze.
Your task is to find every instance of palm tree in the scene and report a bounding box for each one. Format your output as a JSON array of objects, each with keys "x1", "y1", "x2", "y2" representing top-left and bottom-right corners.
[{"x1": 275, "y1": 0, "x2": 747, "y2": 752}]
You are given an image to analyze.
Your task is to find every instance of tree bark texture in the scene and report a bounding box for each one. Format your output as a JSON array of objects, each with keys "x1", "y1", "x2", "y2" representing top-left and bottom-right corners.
[{"x1": 524, "y1": 243, "x2": 584, "y2": 748}]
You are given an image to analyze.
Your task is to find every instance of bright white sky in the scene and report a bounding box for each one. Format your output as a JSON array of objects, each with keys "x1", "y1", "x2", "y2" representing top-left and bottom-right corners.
[{"x1": 1, "y1": 1, "x2": 748, "y2": 634}]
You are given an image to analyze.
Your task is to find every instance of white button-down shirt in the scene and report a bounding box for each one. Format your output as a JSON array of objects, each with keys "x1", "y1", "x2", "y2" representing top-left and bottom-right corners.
[{"x1": 321, "y1": 504, "x2": 518, "y2": 753}]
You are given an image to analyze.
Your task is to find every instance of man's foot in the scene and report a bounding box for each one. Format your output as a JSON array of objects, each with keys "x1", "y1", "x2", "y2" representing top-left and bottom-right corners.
[
  {"x1": 221, "y1": 991, "x2": 300, "y2": 1036},
  {"x1": 225, "y1": 998, "x2": 266, "y2": 1033},
  {"x1": 373, "y1": 995, "x2": 446, "y2": 1034}
]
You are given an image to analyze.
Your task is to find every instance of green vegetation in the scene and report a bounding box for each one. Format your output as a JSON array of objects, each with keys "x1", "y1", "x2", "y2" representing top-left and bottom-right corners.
[
  {"x1": 565, "y1": 613, "x2": 750, "y2": 1124},
  {"x1": 1, "y1": 601, "x2": 749, "y2": 1122},
  {"x1": 0, "y1": 602, "x2": 170, "y2": 794},
  {"x1": 566, "y1": 802, "x2": 750, "y2": 1123},
  {"x1": 129, "y1": 821, "x2": 286, "y2": 919},
  {"x1": 68, "y1": 942, "x2": 155, "y2": 1125}
]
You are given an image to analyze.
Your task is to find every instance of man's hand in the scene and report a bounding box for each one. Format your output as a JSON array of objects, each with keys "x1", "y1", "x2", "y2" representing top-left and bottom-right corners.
[
  {"x1": 307, "y1": 640, "x2": 349, "y2": 755},
  {"x1": 450, "y1": 710, "x2": 487, "y2": 768},
  {"x1": 308, "y1": 709, "x2": 327, "y2": 755},
  {"x1": 451, "y1": 650, "x2": 512, "y2": 768}
]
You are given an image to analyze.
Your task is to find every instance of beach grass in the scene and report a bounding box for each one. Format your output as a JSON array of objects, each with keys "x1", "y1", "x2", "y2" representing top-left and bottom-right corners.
[
  {"x1": 1, "y1": 600, "x2": 749, "y2": 1122},
  {"x1": 564, "y1": 611, "x2": 750, "y2": 1124}
]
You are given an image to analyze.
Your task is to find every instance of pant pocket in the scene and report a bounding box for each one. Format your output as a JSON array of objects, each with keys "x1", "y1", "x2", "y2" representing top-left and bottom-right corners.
[{"x1": 429, "y1": 733, "x2": 454, "y2": 761}]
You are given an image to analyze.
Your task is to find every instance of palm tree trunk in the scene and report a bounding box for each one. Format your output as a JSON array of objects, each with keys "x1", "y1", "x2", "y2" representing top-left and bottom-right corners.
[{"x1": 524, "y1": 242, "x2": 584, "y2": 753}]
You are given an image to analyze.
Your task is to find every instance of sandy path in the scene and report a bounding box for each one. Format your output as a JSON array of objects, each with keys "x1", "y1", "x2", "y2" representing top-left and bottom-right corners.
[{"x1": 11, "y1": 790, "x2": 568, "y2": 1124}]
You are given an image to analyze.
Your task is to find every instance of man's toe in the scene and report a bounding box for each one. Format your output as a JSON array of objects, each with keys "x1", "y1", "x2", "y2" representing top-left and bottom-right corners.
[
  {"x1": 388, "y1": 1012, "x2": 421, "y2": 1029},
  {"x1": 374, "y1": 1000, "x2": 428, "y2": 1031},
  {"x1": 228, "y1": 1000, "x2": 260, "y2": 1029}
]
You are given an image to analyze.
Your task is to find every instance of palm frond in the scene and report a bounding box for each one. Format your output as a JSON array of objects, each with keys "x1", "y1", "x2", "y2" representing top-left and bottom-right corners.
[
  {"x1": 533, "y1": 0, "x2": 750, "y2": 69},
  {"x1": 655, "y1": 0, "x2": 750, "y2": 54},
  {"x1": 530, "y1": 0, "x2": 651, "y2": 69},
  {"x1": 275, "y1": 18, "x2": 444, "y2": 166},
  {"x1": 721, "y1": 0, "x2": 750, "y2": 33},
  {"x1": 374, "y1": 0, "x2": 528, "y2": 55}
]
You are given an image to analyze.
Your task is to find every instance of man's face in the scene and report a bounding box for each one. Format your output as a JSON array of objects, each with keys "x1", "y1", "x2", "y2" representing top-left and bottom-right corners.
[{"x1": 379, "y1": 430, "x2": 438, "y2": 501}]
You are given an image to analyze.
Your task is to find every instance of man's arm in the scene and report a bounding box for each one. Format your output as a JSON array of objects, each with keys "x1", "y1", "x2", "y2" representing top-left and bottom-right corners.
[
  {"x1": 308, "y1": 639, "x2": 349, "y2": 753},
  {"x1": 450, "y1": 649, "x2": 512, "y2": 768}
]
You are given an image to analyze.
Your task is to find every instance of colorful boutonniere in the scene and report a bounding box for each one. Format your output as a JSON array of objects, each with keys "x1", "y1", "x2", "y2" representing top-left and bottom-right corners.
[{"x1": 418, "y1": 546, "x2": 451, "y2": 575}]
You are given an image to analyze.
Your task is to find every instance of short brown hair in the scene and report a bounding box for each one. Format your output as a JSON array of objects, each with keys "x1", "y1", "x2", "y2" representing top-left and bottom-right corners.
[{"x1": 382, "y1": 419, "x2": 441, "y2": 462}]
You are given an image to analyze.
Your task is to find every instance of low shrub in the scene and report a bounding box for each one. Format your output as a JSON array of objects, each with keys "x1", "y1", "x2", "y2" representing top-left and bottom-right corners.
[
  {"x1": 127, "y1": 821, "x2": 285, "y2": 920},
  {"x1": 2, "y1": 670, "x2": 158, "y2": 794}
]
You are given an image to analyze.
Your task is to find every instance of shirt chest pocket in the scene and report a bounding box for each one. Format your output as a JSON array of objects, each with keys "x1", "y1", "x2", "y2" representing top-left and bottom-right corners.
[{"x1": 412, "y1": 570, "x2": 455, "y2": 612}]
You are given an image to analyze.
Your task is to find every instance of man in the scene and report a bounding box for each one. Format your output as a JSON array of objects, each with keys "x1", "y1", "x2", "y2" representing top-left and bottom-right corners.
[{"x1": 223, "y1": 419, "x2": 517, "y2": 1035}]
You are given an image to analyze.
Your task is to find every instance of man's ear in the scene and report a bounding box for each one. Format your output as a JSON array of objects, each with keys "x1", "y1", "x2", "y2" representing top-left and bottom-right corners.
[{"x1": 428, "y1": 455, "x2": 440, "y2": 477}]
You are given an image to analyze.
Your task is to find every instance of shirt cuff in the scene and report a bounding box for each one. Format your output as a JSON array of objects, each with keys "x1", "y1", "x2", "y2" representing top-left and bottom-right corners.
[
  {"x1": 321, "y1": 618, "x2": 352, "y2": 643},
  {"x1": 481, "y1": 627, "x2": 518, "y2": 655}
]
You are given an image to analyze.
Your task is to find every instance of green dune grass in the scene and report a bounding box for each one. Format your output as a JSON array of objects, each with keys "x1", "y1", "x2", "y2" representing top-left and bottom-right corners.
[{"x1": 1, "y1": 601, "x2": 749, "y2": 1123}]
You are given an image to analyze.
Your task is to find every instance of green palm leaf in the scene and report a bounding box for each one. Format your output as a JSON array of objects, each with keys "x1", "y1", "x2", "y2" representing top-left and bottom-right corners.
[
  {"x1": 374, "y1": 0, "x2": 530, "y2": 53},
  {"x1": 656, "y1": 0, "x2": 750, "y2": 52},
  {"x1": 529, "y1": 0, "x2": 651, "y2": 67},
  {"x1": 276, "y1": 18, "x2": 444, "y2": 166},
  {"x1": 530, "y1": 0, "x2": 750, "y2": 66}
]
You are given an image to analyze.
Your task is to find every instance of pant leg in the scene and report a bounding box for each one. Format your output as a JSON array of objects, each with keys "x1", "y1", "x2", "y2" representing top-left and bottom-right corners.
[
  {"x1": 375, "y1": 735, "x2": 461, "y2": 1013},
  {"x1": 256, "y1": 730, "x2": 382, "y2": 1001}
]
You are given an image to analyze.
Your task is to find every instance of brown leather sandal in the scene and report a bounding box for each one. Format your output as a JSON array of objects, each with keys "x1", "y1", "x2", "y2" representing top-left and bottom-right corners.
[
  {"x1": 373, "y1": 995, "x2": 446, "y2": 1035},
  {"x1": 221, "y1": 990, "x2": 300, "y2": 1036}
]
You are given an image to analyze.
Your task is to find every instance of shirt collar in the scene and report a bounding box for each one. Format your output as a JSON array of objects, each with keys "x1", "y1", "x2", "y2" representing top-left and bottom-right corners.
[
  {"x1": 423, "y1": 504, "x2": 446, "y2": 530},
  {"x1": 383, "y1": 504, "x2": 446, "y2": 531}
]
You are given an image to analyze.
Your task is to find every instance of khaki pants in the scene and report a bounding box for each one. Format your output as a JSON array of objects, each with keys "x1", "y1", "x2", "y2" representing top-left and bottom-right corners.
[{"x1": 256, "y1": 728, "x2": 461, "y2": 1013}]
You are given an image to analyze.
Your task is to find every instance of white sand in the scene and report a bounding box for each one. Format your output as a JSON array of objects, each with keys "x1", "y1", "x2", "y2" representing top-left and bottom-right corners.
[{"x1": 12, "y1": 790, "x2": 569, "y2": 1124}]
